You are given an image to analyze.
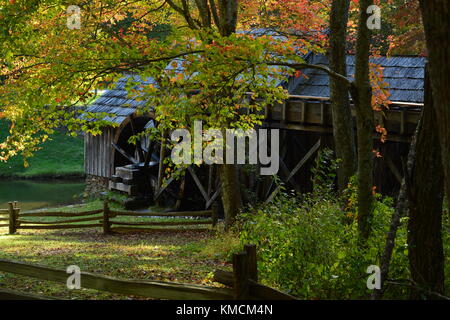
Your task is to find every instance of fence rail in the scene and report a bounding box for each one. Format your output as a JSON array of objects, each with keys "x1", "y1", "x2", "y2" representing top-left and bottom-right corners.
[
  {"x1": 0, "y1": 258, "x2": 233, "y2": 300},
  {"x1": 0, "y1": 201, "x2": 219, "y2": 234},
  {"x1": 0, "y1": 244, "x2": 295, "y2": 300}
]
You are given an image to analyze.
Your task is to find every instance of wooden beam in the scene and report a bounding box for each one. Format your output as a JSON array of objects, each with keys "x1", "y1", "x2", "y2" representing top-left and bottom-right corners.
[
  {"x1": 300, "y1": 102, "x2": 306, "y2": 123},
  {"x1": 0, "y1": 259, "x2": 233, "y2": 300},
  {"x1": 110, "y1": 210, "x2": 213, "y2": 217},
  {"x1": 157, "y1": 131, "x2": 167, "y2": 197},
  {"x1": 213, "y1": 270, "x2": 297, "y2": 300},
  {"x1": 111, "y1": 227, "x2": 211, "y2": 233},
  {"x1": 233, "y1": 252, "x2": 249, "y2": 299},
  {"x1": 19, "y1": 209, "x2": 103, "y2": 218},
  {"x1": 265, "y1": 139, "x2": 321, "y2": 203},
  {"x1": 175, "y1": 173, "x2": 186, "y2": 211},
  {"x1": 8, "y1": 202, "x2": 16, "y2": 234},
  {"x1": 112, "y1": 143, "x2": 139, "y2": 165},
  {"x1": 279, "y1": 157, "x2": 301, "y2": 191},
  {"x1": 17, "y1": 216, "x2": 103, "y2": 225},
  {"x1": 400, "y1": 110, "x2": 407, "y2": 135},
  {"x1": 280, "y1": 102, "x2": 286, "y2": 123},
  {"x1": 320, "y1": 102, "x2": 325, "y2": 125},
  {"x1": 244, "y1": 244, "x2": 258, "y2": 282},
  {"x1": 264, "y1": 122, "x2": 412, "y2": 142},
  {"x1": 154, "y1": 175, "x2": 176, "y2": 200},
  {"x1": 130, "y1": 118, "x2": 146, "y2": 163},
  {"x1": 0, "y1": 288, "x2": 59, "y2": 300},
  {"x1": 205, "y1": 186, "x2": 222, "y2": 209},
  {"x1": 18, "y1": 224, "x2": 103, "y2": 230},
  {"x1": 109, "y1": 220, "x2": 212, "y2": 226},
  {"x1": 207, "y1": 165, "x2": 214, "y2": 197},
  {"x1": 385, "y1": 154, "x2": 403, "y2": 184},
  {"x1": 187, "y1": 167, "x2": 210, "y2": 202}
]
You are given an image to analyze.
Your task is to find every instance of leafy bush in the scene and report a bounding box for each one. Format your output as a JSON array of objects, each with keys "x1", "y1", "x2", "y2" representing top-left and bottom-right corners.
[
  {"x1": 236, "y1": 150, "x2": 448, "y2": 299},
  {"x1": 237, "y1": 191, "x2": 410, "y2": 299}
]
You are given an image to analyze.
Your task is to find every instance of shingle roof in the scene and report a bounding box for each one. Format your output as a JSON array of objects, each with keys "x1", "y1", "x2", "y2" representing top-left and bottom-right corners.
[
  {"x1": 84, "y1": 74, "x2": 155, "y2": 124},
  {"x1": 287, "y1": 54, "x2": 426, "y2": 104},
  {"x1": 85, "y1": 54, "x2": 426, "y2": 125}
]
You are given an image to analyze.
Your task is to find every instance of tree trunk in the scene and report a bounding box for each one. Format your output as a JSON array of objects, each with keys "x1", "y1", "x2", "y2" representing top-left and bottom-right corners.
[
  {"x1": 419, "y1": 0, "x2": 450, "y2": 210},
  {"x1": 219, "y1": 163, "x2": 243, "y2": 230},
  {"x1": 407, "y1": 65, "x2": 445, "y2": 299},
  {"x1": 373, "y1": 75, "x2": 424, "y2": 299},
  {"x1": 329, "y1": 0, "x2": 357, "y2": 191},
  {"x1": 218, "y1": 0, "x2": 238, "y2": 36},
  {"x1": 167, "y1": 0, "x2": 243, "y2": 229},
  {"x1": 353, "y1": 0, "x2": 374, "y2": 242}
]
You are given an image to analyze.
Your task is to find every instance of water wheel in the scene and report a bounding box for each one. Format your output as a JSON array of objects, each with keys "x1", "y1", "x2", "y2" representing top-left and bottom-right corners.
[{"x1": 110, "y1": 115, "x2": 220, "y2": 210}]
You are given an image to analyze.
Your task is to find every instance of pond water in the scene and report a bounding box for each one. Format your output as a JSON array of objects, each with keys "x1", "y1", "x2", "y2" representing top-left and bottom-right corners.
[{"x1": 0, "y1": 180, "x2": 85, "y2": 211}]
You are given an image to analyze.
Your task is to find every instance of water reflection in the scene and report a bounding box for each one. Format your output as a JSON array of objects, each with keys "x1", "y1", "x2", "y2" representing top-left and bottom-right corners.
[{"x1": 0, "y1": 180, "x2": 85, "y2": 211}]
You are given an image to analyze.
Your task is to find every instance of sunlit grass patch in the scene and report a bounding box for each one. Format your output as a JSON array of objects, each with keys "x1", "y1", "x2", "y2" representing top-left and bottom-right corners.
[{"x1": 0, "y1": 216, "x2": 238, "y2": 299}]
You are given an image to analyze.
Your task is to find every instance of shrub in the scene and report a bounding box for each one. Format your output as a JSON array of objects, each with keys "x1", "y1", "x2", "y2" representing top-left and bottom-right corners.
[{"x1": 237, "y1": 189, "x2": 411, "y2": 299}]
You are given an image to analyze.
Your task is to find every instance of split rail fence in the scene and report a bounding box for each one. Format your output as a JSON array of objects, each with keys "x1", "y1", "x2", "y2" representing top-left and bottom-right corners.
[
  {"x1": 0, "y1": 201, "x2": 218, "y2": 235},
  {"x1": 0, "y1": 244, "x2": 296, "y2": 300}
]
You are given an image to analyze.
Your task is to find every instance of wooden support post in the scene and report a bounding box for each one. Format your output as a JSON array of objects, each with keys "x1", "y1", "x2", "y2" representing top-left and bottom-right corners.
[
  {"x1": 14, "y1": 201, "x2": 20, "y2": 228},
  {"x1": 8, "y1": 202, "x2": 16, "y2": 234},
  {"x1": 232, "y1": 252, "x2": 249, "y2": 300},
  {"x1": 320, "y1": 102, "x2": 325, "y2": 125},
  {"x1": 300, "y1": 102, "x2": 306, "y2": 123},
  {"x1": 264, "y1": 104, "x2": 271, "y2": 121},
  {"x1": 103, "y1": 201, "x2": 111, "y2": 235},
  {"x1": 400, "y1": 110, "x2": 406, "y2": 135},
  {"x1": 205, "y1": 186, "x2": 222, "y2": 210},
  {"x1": 207, "y1": 165, "x2": 214, "y2": 197},
  {"x1": 265, "y1": 138, "x2": 321, "y2": 203},
  {"x1": 174, "y1": 173, "x2": 186, "y2": 211},
  {"x1": 187, "y1": 167, "x2": 210, "y2": 202},
  {"x1": 281, "y1": 102, "x2": 287, "y2": 124},
  {"x1": 244, "y1": 244, "x2": 258, "y2": 282},
  {"x1": 156, "y1": 131, "x2": 167, "y2": 206},
  {"x1": 212, "y1": 202, "x2": 219, "y2": 228}
]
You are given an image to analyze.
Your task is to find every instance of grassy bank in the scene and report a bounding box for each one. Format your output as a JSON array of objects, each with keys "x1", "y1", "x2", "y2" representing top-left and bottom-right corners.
[{"x1": 0, "y1": 120, "x2": 84, "y2": 179}]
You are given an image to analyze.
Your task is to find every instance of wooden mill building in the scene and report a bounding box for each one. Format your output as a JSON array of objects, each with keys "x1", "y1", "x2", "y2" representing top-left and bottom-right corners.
[{"x1": 83, "y1": 54, "x2": 426, "y2": 204}]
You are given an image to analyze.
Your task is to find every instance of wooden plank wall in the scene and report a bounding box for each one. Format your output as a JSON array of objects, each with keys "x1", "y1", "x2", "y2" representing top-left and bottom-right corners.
[
  {"x1": 84, "y1": 128, "x2": 115, "y2": 178},
  {"x1": 267, "y1": 100, "x2": 421, "y2": 140}
]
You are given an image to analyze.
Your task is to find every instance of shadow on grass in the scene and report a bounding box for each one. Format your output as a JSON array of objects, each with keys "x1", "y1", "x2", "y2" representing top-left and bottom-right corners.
[{"x1": 0, "y1": 227, "x2": 233, "y2": 299}]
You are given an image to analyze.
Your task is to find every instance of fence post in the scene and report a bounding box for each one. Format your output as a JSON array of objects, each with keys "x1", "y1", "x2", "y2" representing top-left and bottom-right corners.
[
  {"x1": 103, "y1": 201, "x2": 111, "y2": 235},
  {"x1": 8, "y1": 202, "x2": 17, "y2": 234},
  {"x1": 244, "y1": 244, "x2": 258, "y2": 282},
  {"x1": 14, "y1": 201, "x2": 20, "y2": 229},
  {"x1": 232, "y1": 251, "x2": 249, "y2": 300},
  {"x1": 211, "y1": 202, "x2": 219, "y2": 228}
]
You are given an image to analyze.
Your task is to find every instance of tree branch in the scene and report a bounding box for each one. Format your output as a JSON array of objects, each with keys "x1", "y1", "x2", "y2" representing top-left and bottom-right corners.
[
  {"x1": 209, "y1": 0, "x2": 221, "y2": 31},
  {"x1": 194, "y1": 0, "x2": 212, "y2": 28},
  {"x1": 166, "y1": 0, "x2": 199, "y2": 29},
  {"x1": 263, "y1": 61, "x2": 353, "y2": 86}
]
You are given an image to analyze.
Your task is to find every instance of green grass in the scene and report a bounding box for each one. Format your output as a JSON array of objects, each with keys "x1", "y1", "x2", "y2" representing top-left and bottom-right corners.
[
  {"x1": 0, "y1": 120, "x2": 84, "y2": 178},
  {"x1": 0, "y1": 202, "x2": 240, "y2": 300}
]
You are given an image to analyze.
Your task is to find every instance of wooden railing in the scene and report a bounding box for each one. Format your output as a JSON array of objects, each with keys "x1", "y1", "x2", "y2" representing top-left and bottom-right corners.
[
  {"x1": 0, "y1": 201, "x2": 219, "y2": 235},
  {"x1": 105, "y1": 202, "x2": 218, "y2": 234},
  {"x1": 0, "y1": 245, "x2": 296, "y2": 300},
  {"x1": 0, "y1": 207, "x2": 10, "y2": 229},
  {"x1": 0, "y1": 258, "x2": 233, "y2": 300},
  {"x1": 0, "y1": 201, "x2": 19, "y2": 234}
]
